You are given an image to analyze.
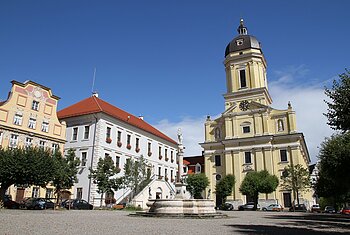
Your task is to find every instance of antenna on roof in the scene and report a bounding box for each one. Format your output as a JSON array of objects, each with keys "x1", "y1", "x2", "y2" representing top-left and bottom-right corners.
[{"x1": 91, "y1": 67, "x2": 98, "y2": 97}]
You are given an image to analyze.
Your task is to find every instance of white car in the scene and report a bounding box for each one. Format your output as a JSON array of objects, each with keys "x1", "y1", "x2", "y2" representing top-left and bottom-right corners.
[{"x1": 262, "y1": 204, "x2": 284, "y2": 212}]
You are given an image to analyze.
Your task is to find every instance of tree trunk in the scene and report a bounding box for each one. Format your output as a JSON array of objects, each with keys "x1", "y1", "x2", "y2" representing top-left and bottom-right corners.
[
  {"x1": 296, "y1": 190, "x2": 300, "y2": 205},
  {"x1": 254, "y1": 194, "x2": 259, "y2": 210},
  {"x1": 0, "y1": 184, "x2": 10, "y2": 202},
  {"x1": 100, "y1": 192, "x2": 104, "y2": 207}
]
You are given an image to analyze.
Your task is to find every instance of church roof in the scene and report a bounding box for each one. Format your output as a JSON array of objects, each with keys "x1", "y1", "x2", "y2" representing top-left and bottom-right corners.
[
  {"x1": 57, "y1": 96, "x2": 177, "y2": 145},
  {"x1": 225, "y1": 19, "x2": 262, "y2": 57}
]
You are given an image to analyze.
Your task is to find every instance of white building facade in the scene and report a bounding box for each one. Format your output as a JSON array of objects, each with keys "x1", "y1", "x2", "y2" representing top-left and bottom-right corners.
[{"x1": 58, "y1": 95, "x2": 178, "y2": 207}]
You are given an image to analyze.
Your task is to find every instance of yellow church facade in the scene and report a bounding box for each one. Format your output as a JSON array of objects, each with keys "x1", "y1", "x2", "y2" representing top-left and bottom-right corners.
[
  {"x1": 200, "y1": 20, "x2": 312, "y2": 209},
  {"x1": 0, "y1": 80, "x2": 66, "y2": 201}
]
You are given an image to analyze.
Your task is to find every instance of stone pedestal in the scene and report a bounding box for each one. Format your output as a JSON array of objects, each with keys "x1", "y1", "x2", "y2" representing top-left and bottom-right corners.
[{"x1": 175, "y1": 182, "x2": 188, "y2": 199}]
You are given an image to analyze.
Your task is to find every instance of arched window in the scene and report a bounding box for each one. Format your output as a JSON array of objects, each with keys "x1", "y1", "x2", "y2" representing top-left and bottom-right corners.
[
  {"x1": 195, "y1": 163, "x2": 201, "y2": 173},
  {"x1": 215, "y1": 127, "x2": 221, "y2": 140},
  {"x1": 277, "y1": 119, "x2": 284, "y2": 132}
]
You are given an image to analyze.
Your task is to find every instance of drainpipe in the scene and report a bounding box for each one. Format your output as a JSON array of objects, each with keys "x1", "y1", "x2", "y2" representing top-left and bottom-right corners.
[{"x1": 87, "y1": 114, "x2": 98, "y2": 203}]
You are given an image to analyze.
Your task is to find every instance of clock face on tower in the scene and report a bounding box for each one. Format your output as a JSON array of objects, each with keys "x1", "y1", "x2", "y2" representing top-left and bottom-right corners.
[{"x1": 239, "y1": 100, "x2": 249, "y2": 111}]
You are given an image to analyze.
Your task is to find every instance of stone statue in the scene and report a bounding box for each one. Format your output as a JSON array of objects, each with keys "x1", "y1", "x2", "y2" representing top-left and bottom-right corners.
[
  {"x1": 207, "y1": 189, "x2": 211, "y2": 199},
  {"x1": 177, "y1": 128, "x2": 183, "y2": 145}
]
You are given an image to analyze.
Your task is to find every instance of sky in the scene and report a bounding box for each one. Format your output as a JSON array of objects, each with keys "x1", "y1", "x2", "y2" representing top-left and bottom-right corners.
[{"x1": 0, "y1": 0, "x2": 348, "y2": 163}]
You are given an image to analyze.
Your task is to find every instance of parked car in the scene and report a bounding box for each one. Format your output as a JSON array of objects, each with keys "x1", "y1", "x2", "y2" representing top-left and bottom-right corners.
[
  {"x1": 341, "y1": 206, "x2": 350, "y2": 215},
  {"x1": 311, "y1": 204, "x2": 321, "y2": 213},
  {"x1": 3, "y1": 196, "x2": 20, "y2": 209},
  {"x1": 18, "y1": 197, "x2": 31, "y2": 209},
  {"x1": 238, "y1": 202, "x2": 260, "y2": 211},
  {"x1": 65, "y1": 199, "x2": 93, "y2": 210},
  {"x1": 25, "y1": 198, "x2": 55, "y2": 210},
  {"x1": 262, "y1": 204, "x2": 283, "y2": 212},
  {"x1": 219, "y1": 202, "x2": 234, "y2": 211},
  {"x1": 60, "y1": 199, "x2": 73, "y2": 208},
  {"x1": 323, "y1": 206, "x2": 336, "y2": 213},
  {"x1": 289, "y1": 204, "x2": 307, "y2": 212}
]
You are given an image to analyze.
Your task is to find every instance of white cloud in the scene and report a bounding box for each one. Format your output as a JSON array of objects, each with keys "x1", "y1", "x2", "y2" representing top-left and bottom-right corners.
[
  {"x1": 154, "y1": 117, "x2": 205, "y2": 157},
  {"x1": 154, "y1": 65, "x2": 334, "y2": 164}
]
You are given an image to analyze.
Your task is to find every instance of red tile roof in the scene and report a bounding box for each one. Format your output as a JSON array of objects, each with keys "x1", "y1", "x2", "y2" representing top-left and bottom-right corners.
[
  {"x1": 183, "y1": 159, "x2": 190, "y2": 165},
  {"x1": 57, "y1": 96, "x2": 177, "y2": 145}
]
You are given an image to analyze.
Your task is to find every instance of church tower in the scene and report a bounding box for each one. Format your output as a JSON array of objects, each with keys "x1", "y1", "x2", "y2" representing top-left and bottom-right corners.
[{"x1": 200, "y1": 20, "x2": 311, "y2": 209}]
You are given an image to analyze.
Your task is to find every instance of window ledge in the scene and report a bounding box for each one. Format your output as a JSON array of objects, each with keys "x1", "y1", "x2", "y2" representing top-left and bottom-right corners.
[{"x1": 279, "y1": 161, "x2": 289, "y2": 164}]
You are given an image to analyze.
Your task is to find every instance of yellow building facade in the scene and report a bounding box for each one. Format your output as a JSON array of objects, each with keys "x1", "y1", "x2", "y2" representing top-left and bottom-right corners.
[
  {"x1": 0, "y1": 80, "x2": 66, "y2": 201},
  {"x1": 200, "y1": 20, "x2": 311, "y2": 208}
]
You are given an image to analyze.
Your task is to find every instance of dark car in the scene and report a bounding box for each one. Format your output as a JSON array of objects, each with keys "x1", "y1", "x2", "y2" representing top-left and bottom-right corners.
[
  {"x1": 25, "y1": 198, "x2": 55, "y2": 210},
  {"x1": 219, "y1": 202, "x2": 234, "y2": 211},
  {"x1": 289, "y1": 204, "x2": 307, "y2": 212},
  {"x1": 324, "y1": 206, "x2": 336, "y2": 213},
  {"x1": 238, "y1": 202, "x2": 260, "y2": 211},
  {"x1": 3, "y1": 196, "x2": 20, "y2": 209},
  {"x1": 65, "y1": 199, "x2": 93, "y2": 210}
]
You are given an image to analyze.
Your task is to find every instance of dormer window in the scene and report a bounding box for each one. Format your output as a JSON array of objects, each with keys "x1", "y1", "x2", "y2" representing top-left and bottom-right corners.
[{"x1": 236, "y1": 39, "x2": 244, "y2": 46}]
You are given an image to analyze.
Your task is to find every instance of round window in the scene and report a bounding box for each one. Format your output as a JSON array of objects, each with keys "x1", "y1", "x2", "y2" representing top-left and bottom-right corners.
[{"x1": 216, "y1": 174, "x2": 222, "y2": 181}]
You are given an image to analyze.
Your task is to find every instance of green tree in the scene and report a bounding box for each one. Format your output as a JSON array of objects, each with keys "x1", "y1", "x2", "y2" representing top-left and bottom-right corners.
[
  {"x1": 89, "y1": 155, "x2": 121, "y2": 207},
  {"x1": 240, "y1": 170, "x2": 279, "y2": 210},
  {"x1": 51, "y1": 149, "x2": 80, "y2": 205},
  {"x1": 215, "y1": 174, "x2": 235, "y2": 204},
  {"x1": 315, "y1": 132, "x2": 350, "y2": 204},
  {"x1": 0, "y1": 147, "x2": 55, "y2": 201},
  {"x1": 280, "y1": 164, "x2": 310, "y2": 207},
  {"x1": 122, "y1": 155, "x2": 151, "y2": 198},
  {"x1": 324, "y1": 69, "x2": 350, "y2": 132},
  {"x1": 186, "y1": 173, "x2": 209, "y2": 199}
]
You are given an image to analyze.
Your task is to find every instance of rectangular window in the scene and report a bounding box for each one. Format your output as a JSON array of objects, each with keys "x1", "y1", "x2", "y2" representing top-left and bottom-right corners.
[
  {"x1": 165, "y1": 149, "x2": 168, "y2": 158},
  {"x1": 243, "y1": 126, "x2": 250, "y2": 133},
  {"x1": 32, "y1": 187, "x2": 40, "y2": 198},
  {"x1": 127, "y1": 134, "x2": 131, "y2": 145},
  {"x1": 136, "y1": 138, "x2": 139, "y2": 149},
  {"x1": 165, "y1": 168, "x2": 168, "y2": 179},
  {"x1": 25, "y1": 137, "x2": 33, "y2": 147},
  {"x1": 159, "y1": 146, "x2": 162, "y2": 156},
  {"x1": 76, "y1": 188, "x2": 83, "y2": 199},
  {"x1": 41, "y1": 121, "x2": 49, "y2": 132},
  {"x1": 13, "y1": 114, "x2": 23, "y2": 125},
  {"x1": 52, "y1": 143, "x2": 59, "y2": 152},
  {"x1": 81, "y1": 152, "x2": 87, "y2": 166},
  {"x1": 45, "y1": 188, "x2": 53, "y2": 199},
  {"x1": 245, "y1": 152, "x2": 252, "y2": 164},
  {"x1": 215, "y1": 155, "x2": 221, "y2": 166},
  {"x1": 28, "y1": 118, "x2": 36, "y2": 129},
  {"x1": 158, "y1": 166, "x2": 161, "y2": 176},
  {"x1": 72, "y1": 127, "x2": 78, "y2": 141},
  {"x1": 84, "y1": 126, "x2": 90, "y2": 139},
  {"x1": 280, "y1": 149, "x2": 288, "y2": 162},
  {"x1": 148, "y1": 142, "x2": 151, "y2": 153},
  {"x1": 116, "y1": 156, "x2": 120, "y2": 168},
  {"x1": 106, "y1": 127, "x2": 111, "y2": 138},
  {"x1": 32, "y1": 101, "x2": 40, "y2": 111},
  {"x1": 10, "y1": 134, "x2": 19, "y2": 147},
  {"x1": 39, "y1": 140, "x2": 46, "y2": 148},
  {"x1": 117, "y1": 131, "x2": 122, "y2": 142},
  {"x1": 240, "y1": 69, "x2": 247, "y2": 88}
]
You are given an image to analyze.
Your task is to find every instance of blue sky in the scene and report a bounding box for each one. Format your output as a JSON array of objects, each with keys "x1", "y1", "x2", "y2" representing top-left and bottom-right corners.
[{"x1": 0, "y1": 1, "x2": 348, "y2": 162}]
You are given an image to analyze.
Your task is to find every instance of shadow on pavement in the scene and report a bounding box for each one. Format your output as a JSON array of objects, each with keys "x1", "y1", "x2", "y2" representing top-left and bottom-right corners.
[{"x1": 226, "y1": 224, "x2": 345, "y2": 235}]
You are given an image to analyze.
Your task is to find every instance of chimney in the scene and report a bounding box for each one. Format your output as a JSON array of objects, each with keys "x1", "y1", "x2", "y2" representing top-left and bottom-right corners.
[
  {"x1": 92, "y1": 92, "x2": 99, "y2": 97},
  {"x1": 138, "y1": 115, "x2": 144, "y2": 120}
]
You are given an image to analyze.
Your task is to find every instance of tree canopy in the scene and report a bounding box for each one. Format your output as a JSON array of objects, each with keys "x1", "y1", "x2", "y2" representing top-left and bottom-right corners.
[
  {"x1": 122, "y1": 155, "x2": 151, "y2": 196},
  {"x1": 240, "y1": 170, "x2": 279, "y2": 210},
  {"x1": 186, "y1": 173, "x2": 209, "y2": 199},
  {"x1": 51, "y1": 149, "x2": 80, "y2": 204},
  {"x1": 215, "y1": 174, "x2": 235, "y2": 204},
  {"x1": 324, "y1": 69, "x2": 350, "y2": 132},
  {"x1": 89, "y1": 155, "x2": 121, "y2": 206},
  {"x1": 0, "y1": 147, "x2": 55, "y2": 201},
  {"x1": 280, "y1": 164, "x2": 310, "y2": 206},
  {"x1": 315, "y1": 132, "x2": 350, "y2": 203}
]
